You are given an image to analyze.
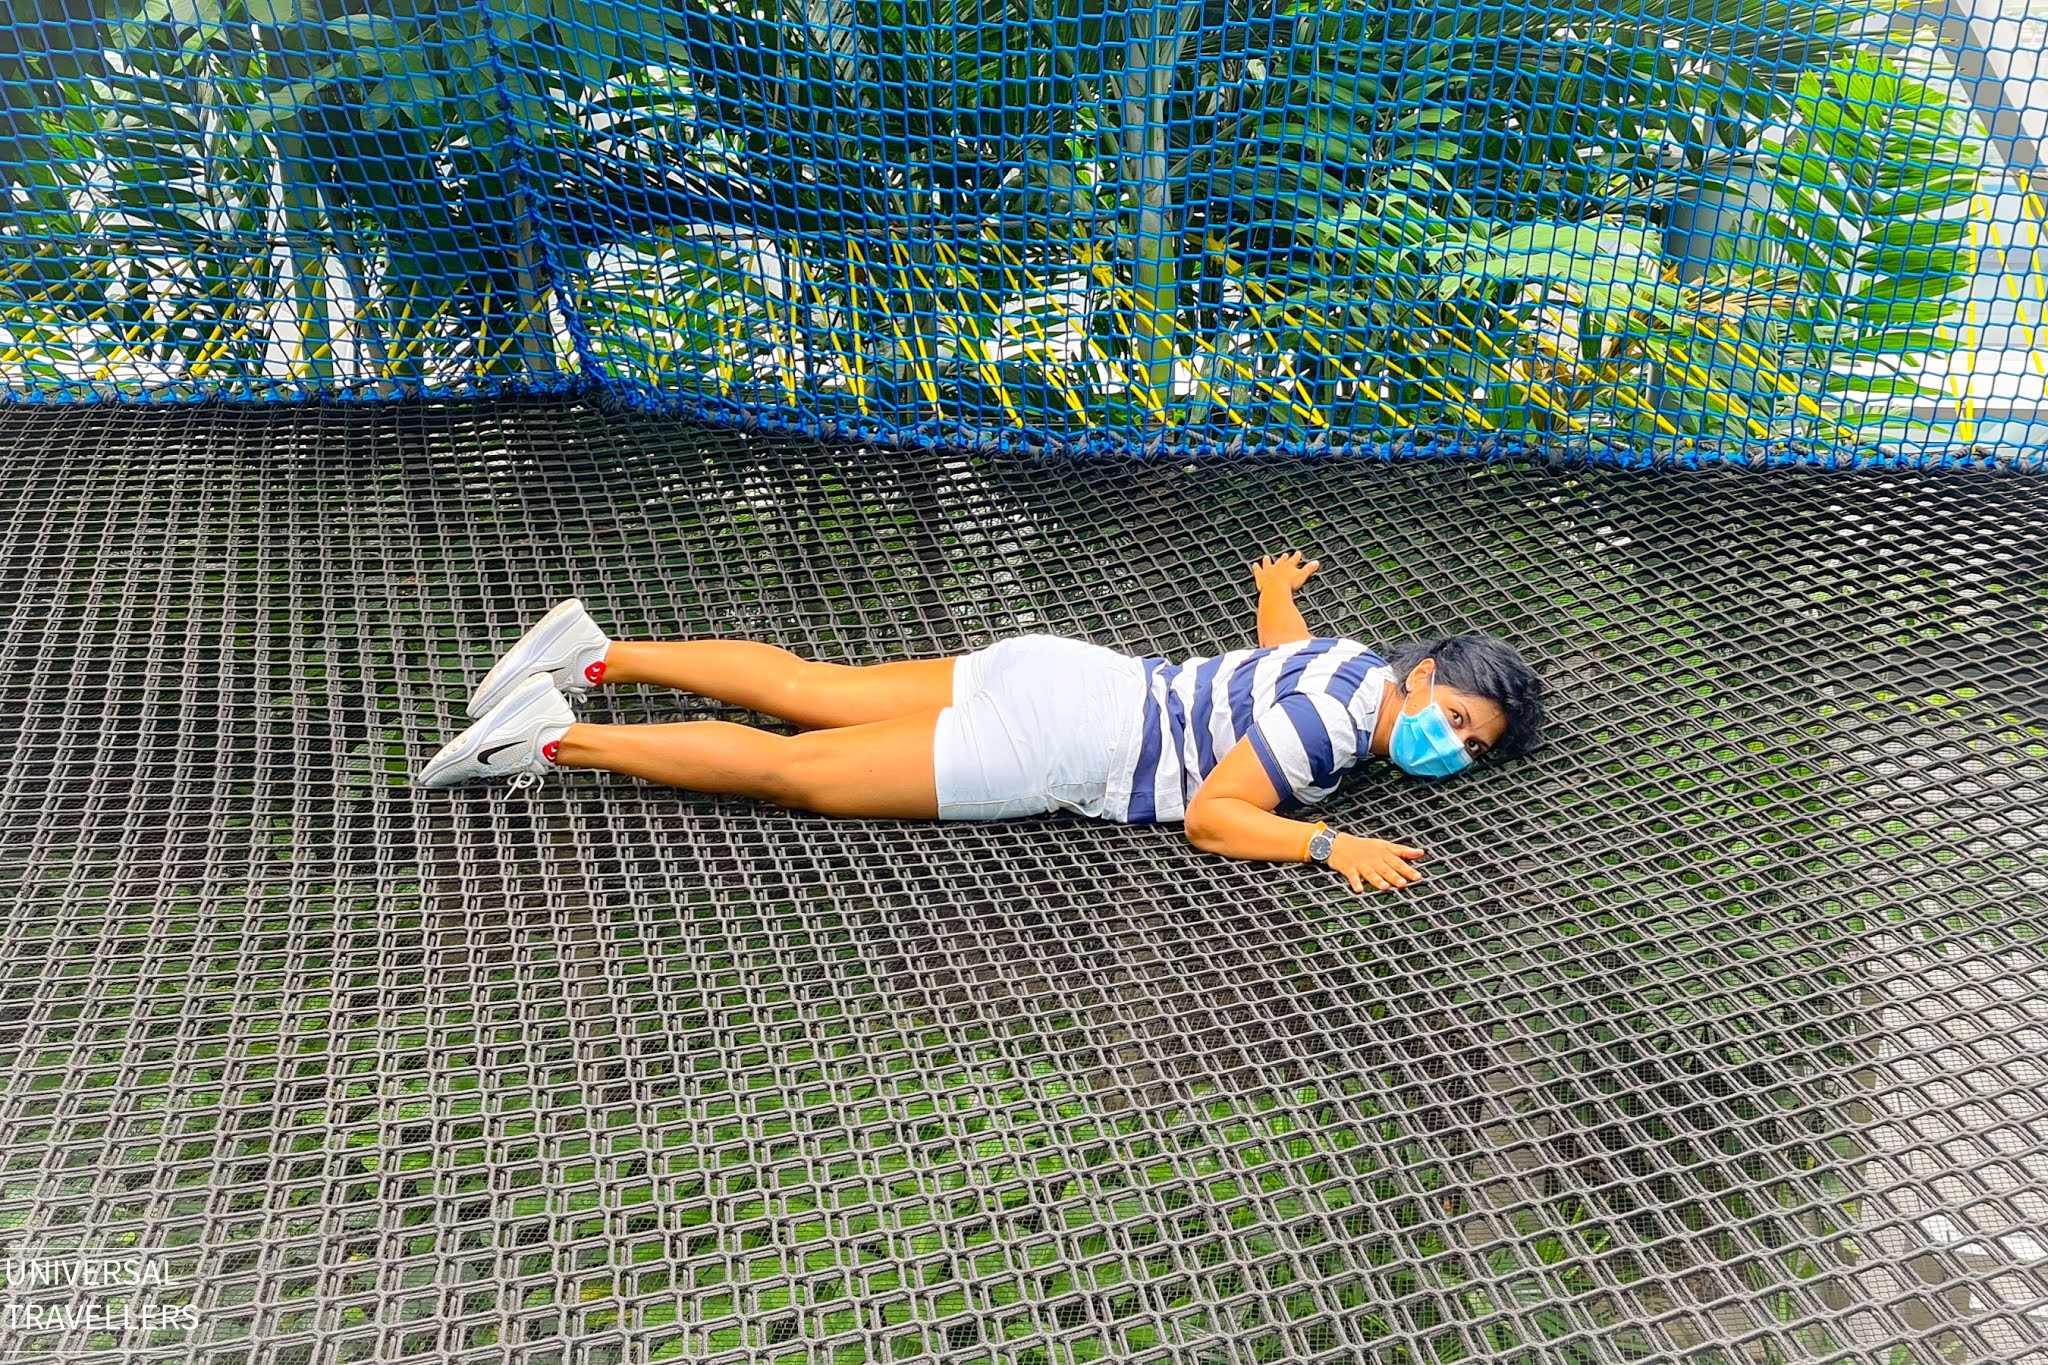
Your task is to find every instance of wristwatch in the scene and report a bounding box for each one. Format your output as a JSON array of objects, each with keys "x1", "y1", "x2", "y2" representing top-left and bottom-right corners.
[{"x1": 1305, "y1": 822, "x2": 1336, "y2": 864}]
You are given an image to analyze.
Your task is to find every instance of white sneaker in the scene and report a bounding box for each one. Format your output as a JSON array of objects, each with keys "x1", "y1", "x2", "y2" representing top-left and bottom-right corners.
[
  {"x1": 418, "y1": 672, "x2": 574, "y2": 789},
  {"x1": 468, "y1": 598, "x2": 613, "y2": 718}
]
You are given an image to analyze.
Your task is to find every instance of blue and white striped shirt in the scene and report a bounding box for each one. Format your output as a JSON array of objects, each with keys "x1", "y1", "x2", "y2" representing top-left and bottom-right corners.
[{"x1": 1113, "y1": 638, "x2": 1393, "y2": 824}]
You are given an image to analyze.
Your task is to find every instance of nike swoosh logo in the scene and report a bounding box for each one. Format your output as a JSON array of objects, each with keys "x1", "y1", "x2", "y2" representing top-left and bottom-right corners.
[{"x1": 477, "y1": 740, "x2": 526, "y2": 765}]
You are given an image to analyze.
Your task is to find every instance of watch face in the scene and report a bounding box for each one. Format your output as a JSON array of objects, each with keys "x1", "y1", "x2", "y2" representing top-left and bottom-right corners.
[{"x1": 1309, "y1": 830, "x2": 1335, "y2": 861}]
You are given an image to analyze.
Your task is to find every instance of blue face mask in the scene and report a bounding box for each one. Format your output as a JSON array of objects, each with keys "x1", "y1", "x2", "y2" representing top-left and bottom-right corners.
[{"x1": 1388, "y1": 676, "x2": 1473, "y2": 779}]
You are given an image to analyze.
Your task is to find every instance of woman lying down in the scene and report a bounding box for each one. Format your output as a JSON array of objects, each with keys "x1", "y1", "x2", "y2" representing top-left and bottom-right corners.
[{"x1": 417, "y1": 552, "x2": 1545, "y2": 894}]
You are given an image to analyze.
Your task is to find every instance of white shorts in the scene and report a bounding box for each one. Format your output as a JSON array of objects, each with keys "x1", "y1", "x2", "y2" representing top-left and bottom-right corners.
[{"x1": 932, "y1": 634, "x2": 1146, "y2": 821}]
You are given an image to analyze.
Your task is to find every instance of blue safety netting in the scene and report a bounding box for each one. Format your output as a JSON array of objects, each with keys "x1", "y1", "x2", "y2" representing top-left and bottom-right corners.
[{"x1": 3, "y1": 0, "x2": 2046, "y2": 466}]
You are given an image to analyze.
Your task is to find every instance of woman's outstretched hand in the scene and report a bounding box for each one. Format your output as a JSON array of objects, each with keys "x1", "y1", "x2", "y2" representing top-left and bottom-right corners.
[
  {"x1": 1326, "y1": 834, "x2": 1426, "y2": 893},
  {"x1": 1251, "y1": 551, "x2": 1319, "y2": 595}
]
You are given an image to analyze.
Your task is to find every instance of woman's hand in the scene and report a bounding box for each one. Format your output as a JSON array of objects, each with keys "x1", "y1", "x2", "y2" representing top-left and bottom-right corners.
[
  {"x1": 1325, "y1": 834, "x2": 1426, "y2": 893},
  {"x1": 1251, "y1": 551, "x2": 1319, "y2": 596}
]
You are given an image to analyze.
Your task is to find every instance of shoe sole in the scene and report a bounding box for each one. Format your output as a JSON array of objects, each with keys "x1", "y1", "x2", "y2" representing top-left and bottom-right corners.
[{"x1": 467, "y1": 599, "x2": 594, "y2": 718}]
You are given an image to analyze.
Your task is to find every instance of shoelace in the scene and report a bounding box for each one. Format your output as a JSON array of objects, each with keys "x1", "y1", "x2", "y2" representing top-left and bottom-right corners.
[{"x1": 505, "y1": 771, "x2": 544, "y2": 794}]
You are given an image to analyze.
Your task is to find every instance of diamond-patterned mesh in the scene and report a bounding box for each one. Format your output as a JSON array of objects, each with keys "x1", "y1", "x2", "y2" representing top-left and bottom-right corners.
[
  {"x1": 1, "y1": 398, "x2": 2044, "y2": 1362},
  {"x1": 1, "y1": 0, "x2": 2041, "y2": 465}
]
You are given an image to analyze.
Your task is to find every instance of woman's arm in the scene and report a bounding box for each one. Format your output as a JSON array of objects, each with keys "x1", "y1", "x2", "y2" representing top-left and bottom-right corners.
[
  {"x1": 1184, "y1": 739, "x2": 1427, "y2": 893},
  {"x1": 1250, "y1": 552, "x2": 1318, "y2": 648}
]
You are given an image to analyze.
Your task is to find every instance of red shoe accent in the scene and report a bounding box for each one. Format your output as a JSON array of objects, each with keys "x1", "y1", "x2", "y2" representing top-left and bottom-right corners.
[
  {"x1": 584, "y1": 659, "x2": 606, "y2": 685},
  {"x1": 542, "y1": 741, "x2": 560, "y2": 764}
]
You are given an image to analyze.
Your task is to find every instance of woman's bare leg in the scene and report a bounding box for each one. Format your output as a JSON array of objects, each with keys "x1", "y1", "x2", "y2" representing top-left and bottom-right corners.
[
  {"x1": 599, "y1": 641, "x2": 958, "y2": 730},
  {"x1": 551, "y1": 711, "x2": 942, "y2": 818}
]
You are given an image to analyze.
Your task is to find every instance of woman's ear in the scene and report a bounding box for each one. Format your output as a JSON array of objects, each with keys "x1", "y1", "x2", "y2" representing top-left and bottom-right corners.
[{"x1": 1403, "y1": 658, "x2": 1437, "y2": 696}]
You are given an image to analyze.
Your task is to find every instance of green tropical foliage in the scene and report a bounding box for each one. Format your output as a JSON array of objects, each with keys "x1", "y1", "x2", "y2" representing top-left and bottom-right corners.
[
  {"x1": 1, "y1": 0, "x2": 696, "y2": 388},
  {"x1": 0, "y1": 0, "x2": 1995, "y2": 445},
  {"x1": 1147, "y1": 0, "x2": 1980, "y2": 440},
  {"x1": 1764, "y1": 53, "x2": 1985, "y2": 420}
]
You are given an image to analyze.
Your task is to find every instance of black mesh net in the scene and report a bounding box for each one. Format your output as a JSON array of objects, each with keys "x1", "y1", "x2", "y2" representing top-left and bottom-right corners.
[{"x1": 2, "y1": 399, "x2": 2045, "y2": 1362}]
